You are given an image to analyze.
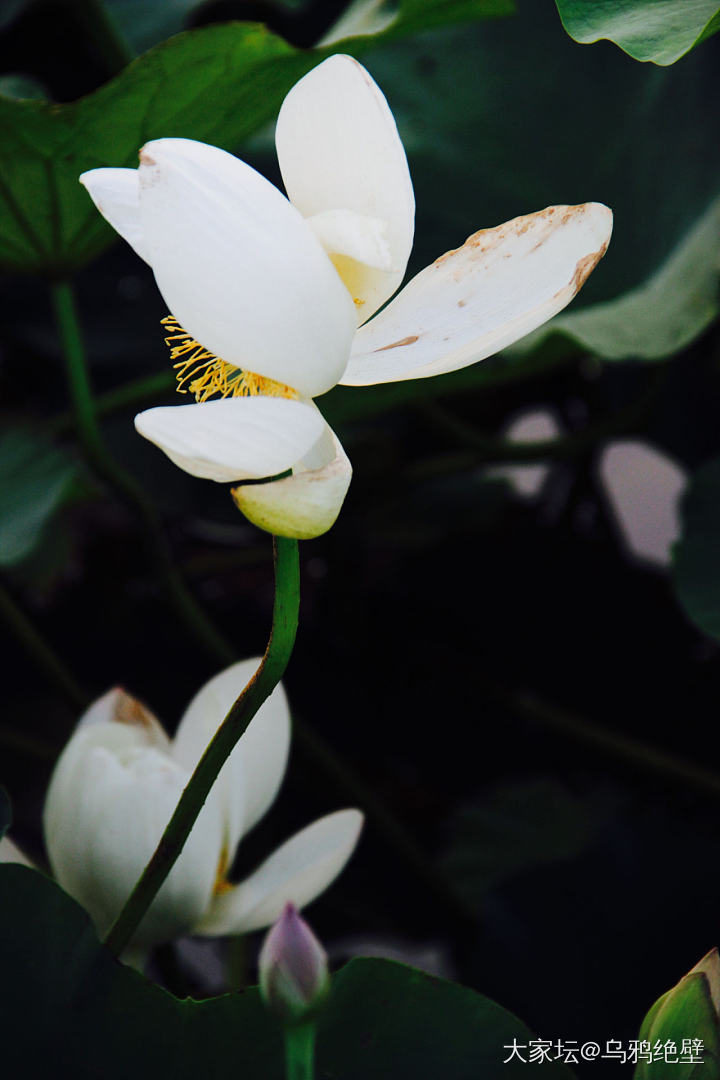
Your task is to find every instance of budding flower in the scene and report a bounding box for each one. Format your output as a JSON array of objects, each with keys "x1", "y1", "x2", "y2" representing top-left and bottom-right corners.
[
  {"x1": 38, "y1": 662, "x2": 363, "y2": 952},
  {"x1": 636, "y1": 947, "x2": 720, "y2": 1078},
  {"x1": 259, "y1": 903, "x2": 330, "y2": 1024}
]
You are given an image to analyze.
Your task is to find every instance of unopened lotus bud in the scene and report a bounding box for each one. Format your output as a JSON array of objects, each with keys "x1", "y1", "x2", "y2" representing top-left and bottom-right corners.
[
  {"x1": 690, "y1": 949, "x2": 720, "y2": 1020},
  {"x1": 259, "y1": 903, "x2": 329, "y2": 1024},
  {"x1": 635, "y1": 948, "x2": 720, "y2": 1078}
]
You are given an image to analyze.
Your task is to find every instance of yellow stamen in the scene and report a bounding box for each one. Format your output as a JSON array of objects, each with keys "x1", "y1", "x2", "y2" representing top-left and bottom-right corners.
[
  {"x1": 161, "y1": 315, "x2": 297, "y2": 402},
  {"x1": 213, "y1": 846, "x2": 234, "y2": 896}
]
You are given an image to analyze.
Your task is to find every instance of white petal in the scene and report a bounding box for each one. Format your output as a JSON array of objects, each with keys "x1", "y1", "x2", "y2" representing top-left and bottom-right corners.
[
  {"x1": 232, "y1": 425, "x2": 352, "y2": 539},
  {"x1": 341, "y1": 203, "x2": 613, "y2": 385},
  {"x1": 134, "y1": 396, "x2": 326, "y2": 484},
  {"x1": 198, "y1": 809, "x2": 363, "y2": 936},
  {"x1": 0, "y1": 836, "x2": 33, "y2": 867},
  {"x1": 43, "y1": 721, "x2": 223, "y2": 948},
  {"x1": 318, "y1": 0, "x2": 397, "y2": 46},
  {"x1": 276, "y1": 55, "x2": 414, "y2": 322},
  {"x1": 172, "y1": 659, "x2": 291, "y2": 859},
  {"x1": 79, "y1": 167, "x2": 150, "y2": 264},
  {"x1": 137, "y1": 138, "x2": 356, "y2": 398},
  {"x1": 307, "y1": 209, "x2": 394, "y2": 271}
]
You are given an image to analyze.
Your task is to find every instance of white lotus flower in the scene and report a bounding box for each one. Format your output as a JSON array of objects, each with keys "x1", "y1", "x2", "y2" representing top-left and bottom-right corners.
[
  {"x1": 80, "y1": 54, "x2": 612, "y2": 539},
  {"x1": 38, "y1": 660, "x2": 362, "y2": 950}
]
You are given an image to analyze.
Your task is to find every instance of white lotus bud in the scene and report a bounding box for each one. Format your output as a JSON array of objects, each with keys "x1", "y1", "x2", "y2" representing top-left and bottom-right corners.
[
  {"x1": 41, "y1": 668, "x2": 363, "y2": 953},
  {"x1": 43, "y1": 688, "x2": 223, "y2": 948}
]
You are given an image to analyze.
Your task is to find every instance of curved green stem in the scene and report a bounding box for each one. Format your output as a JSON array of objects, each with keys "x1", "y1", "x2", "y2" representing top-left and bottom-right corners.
[
  {"x1": 47, "y1": 282, "x2": 481, "y2": 932},
  {"x1": 284, "y1": 1022, "x2": 316, "y2": 1080},
  {"x1": 504, "y1": 684, "x2": 720, "y2": 799},
  {"x1": 104, "y1": 537, "x2": 299, "y2": 957},
  {"x1": 51, "y1": 281, "x2": 234, "y2": 665}
]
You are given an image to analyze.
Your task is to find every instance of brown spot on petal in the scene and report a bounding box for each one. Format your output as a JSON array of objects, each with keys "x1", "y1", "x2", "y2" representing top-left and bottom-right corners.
[
  {"x1": 112, "y1": 688, "x2": 157, "y2": 731},
  {"x1": 213, "y1": 846, "x2": 234, "y2": 896},
  {"x1": 433, "y1": 205, "x2": 593, "y2": 268},
  {"x1": 458, "y1": 299, "x2": 467, "y2": 307},
  {"x1": 434, "y1": 216, "x2": 530, "y2": 267},
  {"x1": 570, "y1": 242, "x2": 609, "y2": 295},
  {"x1": 139, "y1": 148, "x2": 156, "y2": 166},
  {"x1": 375, "y1": 334, "x2": 419, "y2": 352}
]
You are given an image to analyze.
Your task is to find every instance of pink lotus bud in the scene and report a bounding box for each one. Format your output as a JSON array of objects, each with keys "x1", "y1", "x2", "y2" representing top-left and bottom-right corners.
[{"x1": 259, "y1": 903, "x2": 329, "y2": 1024}]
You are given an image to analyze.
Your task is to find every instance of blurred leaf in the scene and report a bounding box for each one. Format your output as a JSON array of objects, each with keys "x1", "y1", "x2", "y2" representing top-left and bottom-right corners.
[
  {"x1": 555, "y1": 0, "x2": 720, "y2": 66},
  {"x1": 0, "y1": 0, "x2": 27, "y2": 30},
  {"x1": 365, "y1": 7, "x2": 720, "y2": 297},
  {"x1": 0, "y1": 74, "x2": 48, "y2": 100},
  {"x1": 509, "y1": 195, "x2": 720, "y2": 364},
  {"x1": 672, "y1": 459, "x2": 720, "y2": 644},
  {"x1": 0, "y1": 864, "x2": 574, "y2": 1079},
  {"x1": 325, "y1": 4, "x2": 720, "y2": 400},
  {"x1": 0, "y1": 427, "x2": 80, "y2": 568},
  {"x1": 378, "y1": 0, "x2": 512, "y2": 37},
  {"x1": 6, "y1": 502, "x2": 81, "y2": 596},
  {"x1": 0, "y1": 865, "x2": 282, "y2": 1078},
  {"x1": 441, "y1": 779, "x2": 615, "y2": 902},
  {"x1": 0, "y1": 24, "x2": 307, "y2": 275},
  {"x1": 321, "y1": 955, "x2": 575, "y2": 1079},
  {"x1": 0, "y1": 787, "x2": 10, "y2": 840},
  {"x1": 635, "y1": 952, "x2": 720, "y2": 1078},
  {"x1": 0, "y1": 2, "x2": 510, "y2": 276},
  {"x1": 104, "y1": 0, "x2": 208, "y2": 53}
]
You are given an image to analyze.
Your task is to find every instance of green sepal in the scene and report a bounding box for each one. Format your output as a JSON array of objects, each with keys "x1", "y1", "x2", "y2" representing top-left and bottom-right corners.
[{"x1": 635, "y1": 951, "x2": 720, "y2": 1079}]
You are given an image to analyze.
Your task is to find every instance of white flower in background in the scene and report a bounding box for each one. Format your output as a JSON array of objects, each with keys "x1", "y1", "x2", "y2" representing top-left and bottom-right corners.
[
  {"x1": 80, "y1": 54, "x2": 612, "y2": 539},
  {"x1": 0, "y1": 836, "x2": 32, "y2": 866},
  {"x1": 6, "y1": 661, "x2": 361, "y2": 950},
  {"x1": 600, "y1": 440, "x2": 686, "y2": 567},
  {"x1": 489, "y1": 409, "x2": 562, "y2": 497}
]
